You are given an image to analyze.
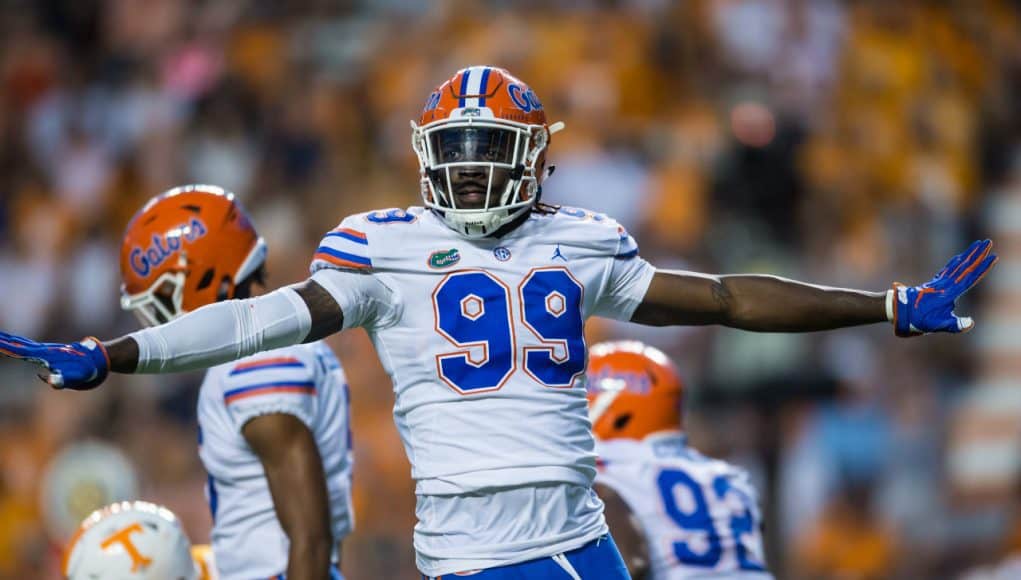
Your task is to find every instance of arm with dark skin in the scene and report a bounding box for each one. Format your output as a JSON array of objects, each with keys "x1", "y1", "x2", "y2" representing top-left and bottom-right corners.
[
  {"x1": 103, "y1": 280, "x2": 345, "y2": 372},
  {"x1": 595, "y1": 483, "x2": 650, "y2": 580},
  {"x1": 632, "y1": 270, "x2": 887, "y2": 330},
  {"x1": 102, "y1": 272, "x2": 883, "y2": 370},
  {"x1": 243, "y1": 413, "x2": 335, "y2": 580}
]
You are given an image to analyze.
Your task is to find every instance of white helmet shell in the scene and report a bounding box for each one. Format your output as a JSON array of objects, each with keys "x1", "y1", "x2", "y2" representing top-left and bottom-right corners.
[{"x1": 64, "y1": 501, "x2": 198, "y2": 580}]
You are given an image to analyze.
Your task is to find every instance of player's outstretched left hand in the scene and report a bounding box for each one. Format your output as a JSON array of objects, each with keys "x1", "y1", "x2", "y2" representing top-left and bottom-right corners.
[
  {"x1": 892, "y1": 239, "x2": 998, "y2": 337},
  {"x1": 0, "y1": 332, "x2": 109, "y2": 389}
]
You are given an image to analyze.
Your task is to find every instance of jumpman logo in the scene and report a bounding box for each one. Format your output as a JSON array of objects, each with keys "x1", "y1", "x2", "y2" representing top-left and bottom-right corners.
[{"x1": 551, "y1": 245, "x2": 567, "y2": 261}]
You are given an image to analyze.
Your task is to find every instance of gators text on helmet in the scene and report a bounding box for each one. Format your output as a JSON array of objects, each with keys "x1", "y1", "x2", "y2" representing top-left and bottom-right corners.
[
  {"x1": 586, "y1": 341, "x2": 685, "y2": 440},
  {"x1": 119, "y1": 184, "x2": 267, "y2": 326}
]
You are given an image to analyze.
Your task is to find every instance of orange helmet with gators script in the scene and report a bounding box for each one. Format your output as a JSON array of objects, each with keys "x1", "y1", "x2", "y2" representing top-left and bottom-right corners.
[
  {"x1": 586, "y1": 341, "x2": 685, "y2": 440},
  {"x1": 412, "y1": 65, "x2": 565, "y2": 238},
  {"x1": 119, "y1": 184, "x2": 266, "y2": 326}
]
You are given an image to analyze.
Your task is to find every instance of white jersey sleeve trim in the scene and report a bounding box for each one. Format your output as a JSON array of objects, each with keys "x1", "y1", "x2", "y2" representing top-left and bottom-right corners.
[{"x1": 131, "y1": 287, "x2": 312, "y2": 374}]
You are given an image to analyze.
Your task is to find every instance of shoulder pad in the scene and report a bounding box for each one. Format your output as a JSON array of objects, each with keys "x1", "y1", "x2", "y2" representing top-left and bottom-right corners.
[
  {"x1": 549, "y1": 206, "x2": 640, "y2": 259},
  {"x1": 311, "y1": 215, "x2": 376, "y2": 273}
]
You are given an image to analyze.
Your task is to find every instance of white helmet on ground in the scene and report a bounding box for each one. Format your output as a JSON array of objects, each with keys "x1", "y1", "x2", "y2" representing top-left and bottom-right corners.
[{"x1": 64, "y1": 501, "x2": 198, "y2": 580}]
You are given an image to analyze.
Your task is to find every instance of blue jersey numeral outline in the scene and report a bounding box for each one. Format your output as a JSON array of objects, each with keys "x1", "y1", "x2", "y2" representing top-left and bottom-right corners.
[
  {"x1": 519, "y1": 267, "x2": 586, "y2": 388},
  {"x1": 433, "y1": 270, "x2": 517, "y2": 394},
  {"x1": 657, "y1": 467, "x2": 767, "y2": 571},
  {"x1": 431, "y1": 267, "x2": 585, "y2": 393}
]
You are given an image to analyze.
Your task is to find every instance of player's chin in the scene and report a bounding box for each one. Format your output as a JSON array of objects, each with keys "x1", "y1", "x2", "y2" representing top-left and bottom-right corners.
[{"x1": 453, "y1": 192, "x2": 488, "y2": 209}]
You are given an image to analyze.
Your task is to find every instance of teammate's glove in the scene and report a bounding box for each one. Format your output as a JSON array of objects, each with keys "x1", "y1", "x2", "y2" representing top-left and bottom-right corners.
[
  {"x1": 0, "y1": 332, "x2": 109, "y2": 390},
  {"x1": 891, "y1": 239, "x2": 998, "y2": 337}
]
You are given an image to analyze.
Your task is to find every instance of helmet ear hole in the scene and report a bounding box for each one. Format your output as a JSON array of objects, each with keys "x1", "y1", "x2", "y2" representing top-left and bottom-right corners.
[
  {"x1": 613, "y1": 413, "x2": 632, "y2": 431},
  {"x1": 195, "y1": 268, "x2": 215, "y2": 291}
]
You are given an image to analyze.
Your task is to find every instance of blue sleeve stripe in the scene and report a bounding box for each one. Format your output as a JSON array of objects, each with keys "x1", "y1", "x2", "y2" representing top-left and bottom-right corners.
[
  {"x1": 325, "y1": 230, "x2": 369, "y2": 245},
  {"x1": 615, "y1": 248, "x2": 639, "y2": 260},
  {"x1": 314, "y1": 246, "x2": 372, "y2": 266},
  {"x1": 223, "y1": 381, "x2": 317, "y2": 403}
]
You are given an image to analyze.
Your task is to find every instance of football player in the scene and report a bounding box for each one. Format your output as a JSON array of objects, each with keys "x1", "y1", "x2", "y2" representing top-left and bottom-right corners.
[
  {"x1": 64, "y1": 500, "x2": 214, "y2": 580},
  {"x1": 117, "y1": 186, "x2": 353, "y2": 580},
  {"x1": 587, "y1": 341, "x2": 772, "y2": 579},
  {"x1": 0, "y1": 66, "x2": 996, "y2": 579}
]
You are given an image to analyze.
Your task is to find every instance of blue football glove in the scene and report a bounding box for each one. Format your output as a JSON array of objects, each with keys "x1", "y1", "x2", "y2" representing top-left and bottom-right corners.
[
  {"x1": 0, "y1": 332, "x2": 109, "y2": 390},
  {"x1": 892, "y1": 239, "x2": 998, "y2": 337}
]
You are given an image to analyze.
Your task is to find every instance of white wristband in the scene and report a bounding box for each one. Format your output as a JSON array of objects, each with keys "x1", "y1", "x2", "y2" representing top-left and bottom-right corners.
[{"x1": 885, "y1": 289, "x2": 895, "y2": 322}]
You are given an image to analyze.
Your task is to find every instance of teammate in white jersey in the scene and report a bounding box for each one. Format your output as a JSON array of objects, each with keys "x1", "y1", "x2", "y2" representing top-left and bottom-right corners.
[
  {"x1": 587, "y1": 341, "x2": 772, "y2": 579},
  {"x1": 117, "y1": 186, "x2": 353, "y2": 580},
  {"x1": 0, "y1": 66, "x2": 996, "y2": 579}
]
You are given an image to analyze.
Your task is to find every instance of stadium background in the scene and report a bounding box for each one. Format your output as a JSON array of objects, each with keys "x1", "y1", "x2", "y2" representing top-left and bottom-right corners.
[{"x1": 0, "y1": 0, "x2": 1019, "y2": 578}]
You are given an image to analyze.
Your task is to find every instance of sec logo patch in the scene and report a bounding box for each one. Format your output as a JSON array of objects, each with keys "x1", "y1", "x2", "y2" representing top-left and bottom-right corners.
[{"x1": 493, "y1": 247, "x2": 511, "y2": 261}]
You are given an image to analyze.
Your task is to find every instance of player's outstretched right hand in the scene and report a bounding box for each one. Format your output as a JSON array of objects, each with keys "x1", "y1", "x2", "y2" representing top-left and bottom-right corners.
[
  {"x1": 892, "y1": 239, "x2": 998, "y2": 336},
  {"x1": 0, "y1": 332, "x2": 109, "y2": 390}
]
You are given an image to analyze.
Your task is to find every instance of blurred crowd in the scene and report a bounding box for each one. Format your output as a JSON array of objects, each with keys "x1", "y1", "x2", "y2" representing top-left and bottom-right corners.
[{"x1": 0, "y1": 0, "x2": 1020, "y2": 578}]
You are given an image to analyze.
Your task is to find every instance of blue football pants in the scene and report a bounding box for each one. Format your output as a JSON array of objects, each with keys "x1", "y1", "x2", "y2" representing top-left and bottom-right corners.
[{"x1": 421, "y1": 534, "x2": 630, "y2": 579}]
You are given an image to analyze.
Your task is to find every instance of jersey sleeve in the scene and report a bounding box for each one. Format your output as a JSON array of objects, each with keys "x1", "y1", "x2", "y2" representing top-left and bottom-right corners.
[
  {"x1": 308, "y1": 215, "x2": 401, "y2": 330},
  {"x1": 592, "y1": 225, "x2": 656, "y2": 321},
  {"x1": 310, "y1": 217, "x2": 373, "y2": 273},
  {"x1": 221, "y1": 352, "x2": 319, "y2": 431}
]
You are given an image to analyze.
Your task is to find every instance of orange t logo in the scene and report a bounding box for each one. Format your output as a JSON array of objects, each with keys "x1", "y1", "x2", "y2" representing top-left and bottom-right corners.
[{"x1": 100, "y1": 523, "x2": 152, "y2": 572}]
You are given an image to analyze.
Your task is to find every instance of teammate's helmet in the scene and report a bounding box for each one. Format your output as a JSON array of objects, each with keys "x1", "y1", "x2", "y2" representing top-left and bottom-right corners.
[
  {"x1": 412, "y1": 65, "x2": 565, "y2": 238},
  {"x1": 119, "y1": 184, "x2": 267, "y2": 326},
  {"x1": 63, "y1": 501, "x2": 198, "y2": 580},
  {"x1": 586, "y1": 341, "x2": 685, "y2": 440}
]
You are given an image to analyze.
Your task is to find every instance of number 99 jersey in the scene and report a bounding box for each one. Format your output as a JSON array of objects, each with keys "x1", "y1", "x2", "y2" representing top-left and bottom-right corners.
[
  {"x1": 308, "y1": 205, "x2": 655, "y2": 574},
  {"x1": 596, "y1": 434, "x2": 772, "y2": 579}
]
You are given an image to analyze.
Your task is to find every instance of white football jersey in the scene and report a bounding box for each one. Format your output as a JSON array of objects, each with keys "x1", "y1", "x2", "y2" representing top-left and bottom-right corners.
[
  {"x1": 308, "y1": 206, "x2": 656, "y2": 576},
  {"x1": 197, "y1": 341, "x2": 354, "y2": 580},
  {"x1": 596, "y1": 433, "x2": 772, "y2": 579}
]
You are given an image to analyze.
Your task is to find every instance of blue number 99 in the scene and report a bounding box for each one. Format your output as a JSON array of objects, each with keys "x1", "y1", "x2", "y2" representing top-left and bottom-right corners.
[{"x1": 433, "y1": 271, "x2": 515, "y2": 393}]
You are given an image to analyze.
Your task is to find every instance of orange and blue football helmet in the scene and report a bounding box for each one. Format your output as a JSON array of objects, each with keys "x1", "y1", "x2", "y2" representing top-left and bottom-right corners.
[
  {"x1": 412, "y1": 66, "x2": 565, "y2": 238},
  {"x1": 586, "y1": 341, "x2": 685, "y2": 440},
  {"x1": 119, "y1": 185, "x2": 266, "y2": 326}
]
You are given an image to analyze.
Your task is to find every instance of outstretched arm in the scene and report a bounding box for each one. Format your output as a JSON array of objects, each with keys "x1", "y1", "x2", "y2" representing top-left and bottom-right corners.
[
  {"x1": 632, "y1": 239, "x2": 997, "y2": 334},
  {"x1": 0, "y1": 277, "x2": 347, "y2": 390},
  {"x1": 103, "y1": 280, "x2": 343, "y2": 372},
  {"x1": 633, "y1": 271, "x2": 886, "y2": 331}
]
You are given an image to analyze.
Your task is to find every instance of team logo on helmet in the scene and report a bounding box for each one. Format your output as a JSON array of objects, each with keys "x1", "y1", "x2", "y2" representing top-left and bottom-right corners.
[
  {"x1": 423, "y1": 90, "x2": 441, "y2": 112},
  {"x1": 586, "y1": 368, "x2": 652, "y2": 395},
  {"x1": 128, "y1": 218, "x2": 208, "y2": 277},
  {"x1": 507, "y1": 84, "x2": 543, "y2": 113}
]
